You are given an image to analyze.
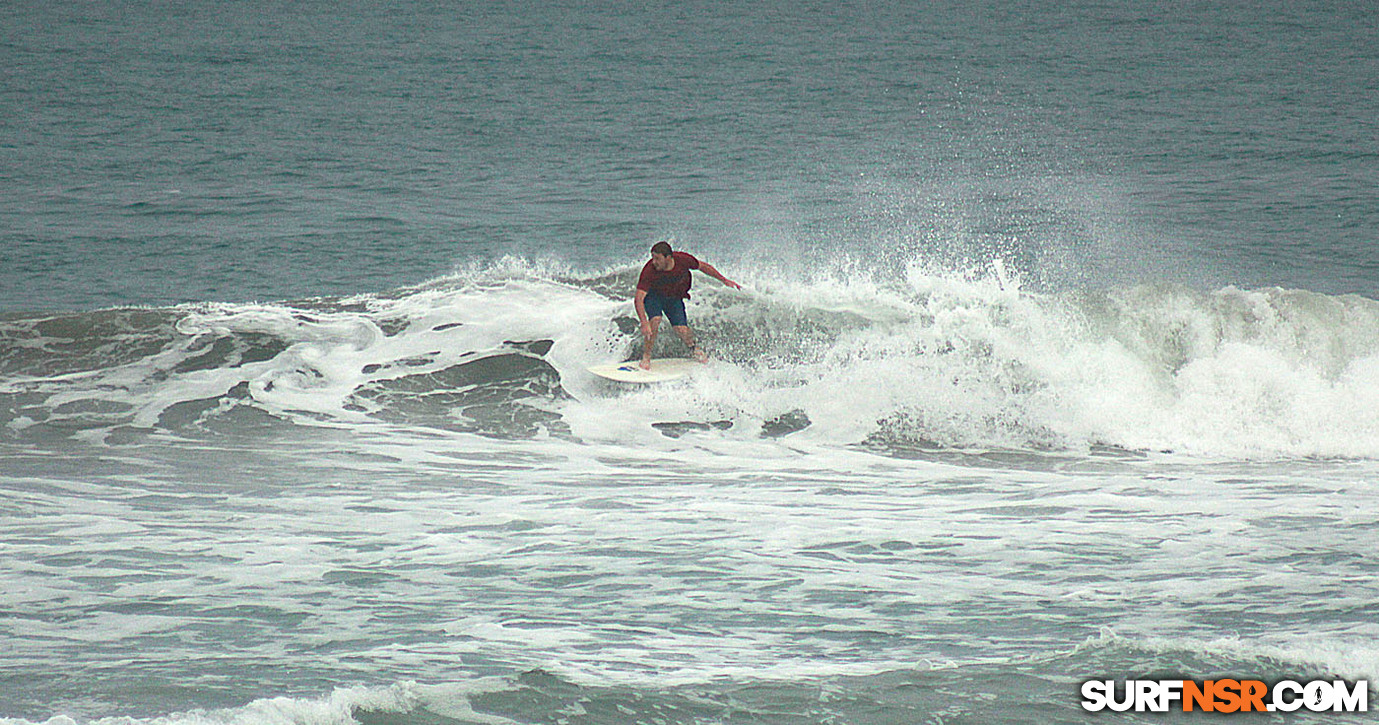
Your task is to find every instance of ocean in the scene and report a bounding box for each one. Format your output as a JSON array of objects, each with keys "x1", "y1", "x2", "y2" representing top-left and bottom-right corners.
[{"x1": 2, "y1": 0, "x2": 1378, "y2": 723}]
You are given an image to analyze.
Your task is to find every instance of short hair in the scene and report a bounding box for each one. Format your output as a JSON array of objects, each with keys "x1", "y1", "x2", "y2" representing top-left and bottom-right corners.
[{"x1": 650, "y1": 241, "x2": 673, "y2": 256}]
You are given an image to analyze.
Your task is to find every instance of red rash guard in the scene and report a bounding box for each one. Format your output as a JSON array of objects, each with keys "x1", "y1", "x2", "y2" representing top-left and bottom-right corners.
[{"x1": 637, "y1": 251, "x2": 700, "y2": 299}]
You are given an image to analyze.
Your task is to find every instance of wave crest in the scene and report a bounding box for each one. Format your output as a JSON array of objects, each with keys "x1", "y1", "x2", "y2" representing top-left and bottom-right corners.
[{"x1": 2, "y1": 265, "x2": 1377, "y2": 459}]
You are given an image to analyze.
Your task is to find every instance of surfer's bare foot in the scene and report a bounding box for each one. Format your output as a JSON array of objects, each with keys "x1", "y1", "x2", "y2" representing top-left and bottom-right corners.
[
  {"x1": 639, "y1": 357, "x2": 652, "y2": 370},
  {"x1": 692, "y1": 346, "x2": 708, "y2": 363}
]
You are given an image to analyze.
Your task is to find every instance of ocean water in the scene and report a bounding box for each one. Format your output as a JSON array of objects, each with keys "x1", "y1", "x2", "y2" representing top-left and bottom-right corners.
[{"x1": 2, "y1": 1, "x2": 1379, "y2": 723}]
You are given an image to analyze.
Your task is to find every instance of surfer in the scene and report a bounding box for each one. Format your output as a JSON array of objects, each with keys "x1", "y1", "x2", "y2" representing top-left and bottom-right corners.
[{"x1": 635, "y1": 241, "x2": 741, "y2": 369}]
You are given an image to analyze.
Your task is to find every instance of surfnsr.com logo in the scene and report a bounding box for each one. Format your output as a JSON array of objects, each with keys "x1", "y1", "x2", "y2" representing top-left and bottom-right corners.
[{"x1": 1081, "y1": 679, "x2": 1368, "y2": 713}]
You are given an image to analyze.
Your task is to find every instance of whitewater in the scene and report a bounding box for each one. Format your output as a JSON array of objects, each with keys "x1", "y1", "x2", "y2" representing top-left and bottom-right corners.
[
  {"x1": 4, "y1": 260, "x2": 1379, "y2": 723},
  {"x1": 7, "y1": 260, "x2": 1379, "y2": 458},
  {"x1": 5, "y1": 0, "x2": 1379, "y2": 721}
]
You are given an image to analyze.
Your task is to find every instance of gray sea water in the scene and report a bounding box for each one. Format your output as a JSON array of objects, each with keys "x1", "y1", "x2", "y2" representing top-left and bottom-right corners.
[{"x1": 3, "y1": 1, "x2": 1379, "y2": 723}]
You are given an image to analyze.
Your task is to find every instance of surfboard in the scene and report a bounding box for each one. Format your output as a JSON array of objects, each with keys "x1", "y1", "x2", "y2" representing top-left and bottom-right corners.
[{"x1": 587, "y1": 358, "x2": 700, "y2": 383}]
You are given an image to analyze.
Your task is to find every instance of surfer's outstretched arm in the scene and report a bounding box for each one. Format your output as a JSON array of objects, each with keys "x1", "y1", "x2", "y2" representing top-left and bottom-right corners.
[{"x1": 698, "y1": 262, "x2": 742, "y2": 290}]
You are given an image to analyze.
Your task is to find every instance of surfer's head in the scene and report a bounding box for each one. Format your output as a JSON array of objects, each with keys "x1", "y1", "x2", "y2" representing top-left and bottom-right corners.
[{"x1": 650, "y1": 241, "x2": 674, "y2": 270}]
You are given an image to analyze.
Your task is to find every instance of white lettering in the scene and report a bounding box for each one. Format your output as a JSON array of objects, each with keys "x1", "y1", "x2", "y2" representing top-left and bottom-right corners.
[
  {"x1": 1134, "y1": 680, "x2": 1160, "y2": 712},
  {"x1": 1081, "y1": 680, "x2": 1110, "y2": 712},
  {"x1": 1084, "y1": 677, "x2": 1367, "y2": 713},
  {"x1": 1107, "y1": 680, "x2": 1134, "y2": 712},
  {"x1": 1159, "y1": 680, "x2": 1182, "y2": 712},
  {"x1": 1304, "y1": 681, "x2": 1333, "y2": 712},
  {"x1": 1273, "y1": 681, "x2": 1304, "y2": 712},
  {"x1": 1331, "y1": 680, "x2": 1367, "y2": 712}
]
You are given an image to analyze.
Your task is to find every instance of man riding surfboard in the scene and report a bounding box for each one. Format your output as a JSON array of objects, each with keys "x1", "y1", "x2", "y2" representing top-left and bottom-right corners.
[{"x1": 634, "y1": 241, "x2": 741, "y2": 370}]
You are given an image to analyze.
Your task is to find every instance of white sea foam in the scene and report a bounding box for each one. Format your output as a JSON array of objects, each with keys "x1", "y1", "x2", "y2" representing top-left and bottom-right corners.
[
  {"x1": 559, "y1": 264, "x2": 1379, "y2": 459},
  {"x1": 1077, "y1": 628, "x2": 1379, "y2": 689},
  {"x1": 6, "y1": 260, "x2": 1379, "y2": 487},
  {"x1": 7, "y1": 261, "x2": 1378, "y2": 459},
  {"x1": 0, "y1": 683, "x2": 430, "y2": 725}
]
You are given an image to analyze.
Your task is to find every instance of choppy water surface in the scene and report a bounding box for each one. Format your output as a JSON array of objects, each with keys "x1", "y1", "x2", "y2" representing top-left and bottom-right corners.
[
  {"x1": 3, "y1": 0, "x2": 1378, "y2": 723},
  {"x1": 2, "y1": 270, "x2": 1378, "y2": 723}
]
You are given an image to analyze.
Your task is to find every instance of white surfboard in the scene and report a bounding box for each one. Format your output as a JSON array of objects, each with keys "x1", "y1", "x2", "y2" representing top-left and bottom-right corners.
[{"x1": 587, "y1": 358, "x2": 700, "y2": 383}]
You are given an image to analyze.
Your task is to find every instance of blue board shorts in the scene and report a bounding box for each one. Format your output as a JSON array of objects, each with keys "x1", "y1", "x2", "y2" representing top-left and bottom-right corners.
[{"x1": 643, "y1": 291, "x2": 689, "y2": 326}]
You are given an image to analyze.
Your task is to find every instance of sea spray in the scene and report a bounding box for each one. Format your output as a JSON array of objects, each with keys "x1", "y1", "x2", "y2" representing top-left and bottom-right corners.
[{"x1": 4, "y1": 265, "x2": 1378, "y2": 458}]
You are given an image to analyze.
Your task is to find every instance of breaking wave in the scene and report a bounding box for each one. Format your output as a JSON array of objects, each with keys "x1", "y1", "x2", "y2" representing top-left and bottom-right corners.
[{"x1": 3, "y1": 258, "x2": 1377, "y2": 459}]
